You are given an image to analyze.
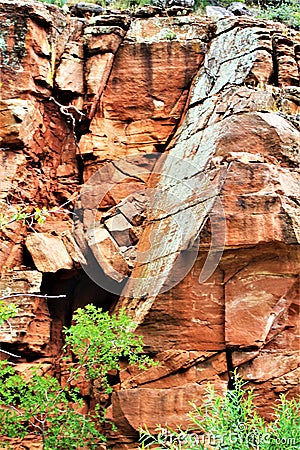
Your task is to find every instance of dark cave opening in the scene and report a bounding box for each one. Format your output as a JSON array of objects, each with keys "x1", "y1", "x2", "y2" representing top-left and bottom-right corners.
[
  {"x1": 41, "y1": 268, "x2": 119, "y2": 361},
  {"x1": 41, "y1": 269, "x2": 118, "y2": 329},
  {"x1": 22, "y1": 244, "x2": 37, "y2": 270}
]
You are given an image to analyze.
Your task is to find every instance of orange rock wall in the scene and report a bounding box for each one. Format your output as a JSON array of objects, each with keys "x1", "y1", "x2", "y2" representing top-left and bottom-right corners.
[{"x1": 0, "y1": 1, "x2": 299, "y2": 448}]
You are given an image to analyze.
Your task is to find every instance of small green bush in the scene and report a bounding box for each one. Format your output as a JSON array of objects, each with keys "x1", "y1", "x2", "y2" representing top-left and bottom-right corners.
[
  {"x1": 140, "y1": 374, "x2": 300, "y2": 449},
  {"x1": 0, "y1": 363, "x2": 103, "y2": 449},
  {"x1": 64, "y1": 304, "x2": 157, "y2": 392},
  {"x1": 0, "y1": 304, "x2": 156, "y2": 448},
  {"x1": 254, "y1": 0, "x2": 300, "y2": 30},
  {"x1": 194, "y1": 0, "x2": 210, "y2": 12}
]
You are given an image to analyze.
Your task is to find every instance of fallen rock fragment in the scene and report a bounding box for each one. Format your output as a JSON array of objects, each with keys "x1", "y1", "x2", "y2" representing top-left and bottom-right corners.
[
  {"x1": 87, "y1": 225, "x2": 130, "y2": 282},
  {"x1": 26, "y1": 233, "x2": 73, "y2": 272}
]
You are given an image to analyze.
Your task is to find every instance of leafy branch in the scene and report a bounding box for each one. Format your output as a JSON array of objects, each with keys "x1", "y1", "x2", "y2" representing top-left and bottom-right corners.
[
  {"x1": 0, "y1": 303, "x2": 157, "y2": 448},
  {"x1": 0, "y1": 194, "x2": 77, "y2": 231},
  {"x1": 63, "y1": 304, "x2": 158, "y2": 393},
  {"x1": 140, "y1": 373, "x2": 300, "y2": 449}
]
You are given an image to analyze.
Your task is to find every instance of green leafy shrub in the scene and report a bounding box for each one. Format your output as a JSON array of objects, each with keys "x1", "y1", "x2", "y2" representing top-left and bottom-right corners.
[
  {"x1": 194, "y1": 0, "x2": 210, "y2": 12},
  {"x1": 0, "y1": 206, "x2": 48, "y2": 230},
  {"x1": 0, "y1": 304, "x2": 156, "y2": 448},
  {"x1": 108, "y1": 0, "x2": 150, "y2": 8},
  {"x1": 37, "y1": 0, "x2": 149, "y2": 10},
  {"x1": 0, "y1": 363, "x2": 103, "y2": 449},
  {"x1": 140, "y1": 374, "x2": 300, "y2": 449},
  {"x1": 254, "y1": 0, "x2": 300, "y2": 30},
  {"x1": 64, "y1": 304, "x2": 157, "y2": 392}
]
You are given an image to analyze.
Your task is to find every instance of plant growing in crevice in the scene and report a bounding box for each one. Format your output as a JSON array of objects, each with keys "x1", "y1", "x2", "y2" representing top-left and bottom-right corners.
[
  {"x1": 0, "y1": 301, "x2": 18, "y2": 327},
  {"x1": 0, "y1": 205, "x2": 49, "y2": 230},
  {"x1": 140, "y1": 373, "x2": 300, "y2": 449},
  {"x1": 161, "y1": 27, "x2": 178, "y2": 40},
  {"x1": 64, "y1": 304, "x2": 157, "y2": 392},
  {"x1": 0, "y1": 195, "x2": 76, "y2": 231},
  {"x1": 0, "y1": 301, "x2": 19, "y2": 358}
]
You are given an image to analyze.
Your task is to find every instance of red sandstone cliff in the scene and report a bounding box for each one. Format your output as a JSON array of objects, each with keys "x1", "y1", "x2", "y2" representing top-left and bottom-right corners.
[{"x1": 0, "y1": 1, "x2": 299, "y2": 448}]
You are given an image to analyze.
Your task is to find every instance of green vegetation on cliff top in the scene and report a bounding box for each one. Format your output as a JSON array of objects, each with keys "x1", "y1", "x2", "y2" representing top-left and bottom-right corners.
[{"x1": 35, "y1": 0, "x2": 300, "y2": 30}]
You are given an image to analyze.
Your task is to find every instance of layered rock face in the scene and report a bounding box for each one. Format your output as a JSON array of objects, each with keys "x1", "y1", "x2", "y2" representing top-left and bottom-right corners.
[{"x1": 0, "y1": 1, "x2": 299, "y2": 448}]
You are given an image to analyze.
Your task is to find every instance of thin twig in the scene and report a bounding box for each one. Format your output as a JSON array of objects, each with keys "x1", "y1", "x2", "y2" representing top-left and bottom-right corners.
[
  {"x1": 0, "y1": 294, "x2": 66, "y2": 301},
  {"x1": 4, "y1": 319, "x2": 13, "y2": 335},
  {"x1": 2, "y1": 192, "x2": 79, "y2": 230},
  {"x1": 49, "y1": 96, "x2": 86, "y2": 130},
  {"x1": 0, "y1": 399, "x2": 43, "y2": 433},
  {"x1": 0, "y1": 348, "x2": 20, "y2": 358}
]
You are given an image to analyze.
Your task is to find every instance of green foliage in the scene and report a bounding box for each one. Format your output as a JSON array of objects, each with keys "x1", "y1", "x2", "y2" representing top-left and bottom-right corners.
[
  {"x1": 0, "y1": 200, "x2": 74, "y2": 231},
  {"x1": 0, "y1": 304, "x2": 156, "y2": 448},
  {"x1": 0, "y1": 302, "x2": 18, "y2": 327},
  {"x1": 37, "y1": 0, "x2": 67, "y2": 8},
  {"x1": 254, "y1": 0, "x2": 300, "y2": 30},
  {"x1": 194, "y1": 0, "x2": 245, "y2": 12},
  {"x1": 194, "y1": 0, "x2": 300, "y2": 29},
  {"x1": 95, "y1": 0, "x2": 150, "y2": 9},
  {"x1": 194, "y1": 0, "x2": 210, "y2": 13},
  {"x1": 37, "y1": 0, "x2": 149, "y2": 10},
  {"x1": 0, "y1": 205, "x2": 50, "y2": 230},
  {"x1": 64, "y1": 304, "x2": 157, "y2": 392},
  {"x1": 219, "y1": 0, "x2": 245, "y2": 6},
  {"x1": 140, "y1": 374, "x2": 300, "y2": 449},
  {"x1": 10, "y1": 206, "x2": 49, "y2": 226},
  {"x1": 0, "y1": 362, "x2": 103, "y2": 449},
  {"x1": 161, "y1": 27, "x2": 178, "y2": 40}
]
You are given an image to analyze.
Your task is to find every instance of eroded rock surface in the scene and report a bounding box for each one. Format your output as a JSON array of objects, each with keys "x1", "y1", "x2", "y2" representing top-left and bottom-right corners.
[{"x1": 0, "y1": 1, "x2": 299, "y2": 448}]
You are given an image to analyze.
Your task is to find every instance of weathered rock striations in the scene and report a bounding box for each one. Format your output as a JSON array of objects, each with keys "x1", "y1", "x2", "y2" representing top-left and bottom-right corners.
[
  {"x1": 0, "y1": 1, "x2": 299, "y2": 448},
  {"x1": 109, "y1": 17, "x2": 300, "y2": 443}
]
